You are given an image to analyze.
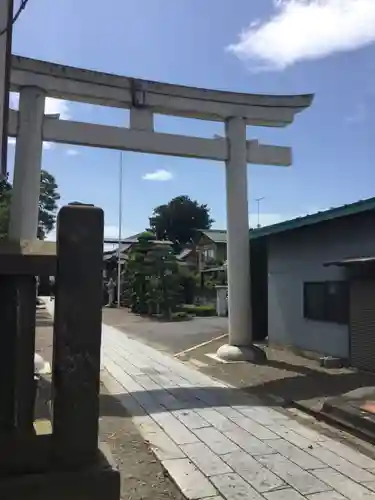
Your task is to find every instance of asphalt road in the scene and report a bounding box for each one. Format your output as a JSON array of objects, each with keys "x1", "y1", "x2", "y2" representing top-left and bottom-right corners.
[{"x1": 101, "y1": 308, "x2": 228, "y2": 355}]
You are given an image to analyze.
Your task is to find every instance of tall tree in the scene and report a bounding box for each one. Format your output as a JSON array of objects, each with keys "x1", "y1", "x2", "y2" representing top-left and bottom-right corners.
[
  {"x1": 37, "y1": 170, "x2": 60, "y2": 239},
  {"x1": 0, "y1": 169, "x2": 60, "y2": 239},
  {"x1": 149, "y1": 195, "x2": 214, "y2": 251},
  {"x1": 0, "y1": 176, "x2": 12, "y2": 238}
]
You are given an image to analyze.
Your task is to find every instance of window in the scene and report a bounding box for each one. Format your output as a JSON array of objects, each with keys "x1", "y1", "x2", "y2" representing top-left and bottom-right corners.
[
  {"x1": 303, "y1": 281, "x2": 348, "y2": 324},
  {"x1": 203, "y1": 248, "x2": 215, "y2": 260}
]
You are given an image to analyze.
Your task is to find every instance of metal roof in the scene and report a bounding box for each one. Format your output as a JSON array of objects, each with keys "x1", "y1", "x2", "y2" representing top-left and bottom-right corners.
[
  {"x1": 199, "y1": 229, "x2": 227, "y2": 244},
  {"x1": 324, "y1": 257, "x2": 375, "y2": 267},
  {"x1": 249, "y1": 197, "x2": 375, "y2": 240},
  {"x1": 103, "y1": 233, "x2": 143, "y2": 245},
  {"x1": 176, "y1": 248, "x2": 193, "y2": 261}
]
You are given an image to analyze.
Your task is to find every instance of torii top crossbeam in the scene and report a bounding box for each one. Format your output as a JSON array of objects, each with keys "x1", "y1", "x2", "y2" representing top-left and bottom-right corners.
[
  {"x1": 7, "y1": 56, "x2": 313, "y2": 167},
  {"x1": 10, "y1": 55, "x2": 313, "y2": 126}
]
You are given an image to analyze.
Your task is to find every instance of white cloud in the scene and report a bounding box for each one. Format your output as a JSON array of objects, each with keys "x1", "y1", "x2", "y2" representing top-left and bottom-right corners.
[
  {"x1": 66, "y1": 149, "x2": 79, "y2": 156},
  {"x1": 9, "y1": 92, "x2": 70, "y2": 119},
  {"x1": 8, "y1": 136, "x2": 53, "y2": 151},
  {"x1": 228, "y1": 0, "x2": 375, "y2": 70},
  {"x1": 142, "y1": 169, "x2": 173, "y2": 181}
]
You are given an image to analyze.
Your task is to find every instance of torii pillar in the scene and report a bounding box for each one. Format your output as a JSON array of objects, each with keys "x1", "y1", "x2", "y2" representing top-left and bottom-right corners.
[{"x1": 216, "y1": 117, "x2": 264, "y2": 362}]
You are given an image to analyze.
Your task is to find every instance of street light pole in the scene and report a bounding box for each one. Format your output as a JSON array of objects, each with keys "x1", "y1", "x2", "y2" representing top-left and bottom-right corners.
[
  {"x1": 117, "y1": 152, "x2": 123, "y2": 308},
  {"x1": 255, "y1": 197, "x2": 265, "y2": 228}
]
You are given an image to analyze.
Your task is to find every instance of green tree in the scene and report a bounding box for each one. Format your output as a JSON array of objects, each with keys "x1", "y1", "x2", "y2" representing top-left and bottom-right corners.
[
  {"x1": 0, "y1": 175, "x2": 12, "y2": 238},
  {"x1": 125, "y1": 233, "x2": 183, "y2": 319},
  {"x1": 147, "y1": 242, "x2": 182, "y2": 318},
  {"x1": 37, "y1": 170, "x2": 60, "y2": 239},
  {"x1": 0, "y1": 170, "x2": 60, "y2": 239},
  {"x1": 127, "y1": 231, "x2": 156, "y2": 314},
  {"x1": 149, "y1": 195, "x2": 214, "y2": 252}
]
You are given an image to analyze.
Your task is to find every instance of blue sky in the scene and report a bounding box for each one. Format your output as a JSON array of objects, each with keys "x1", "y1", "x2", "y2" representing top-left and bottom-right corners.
[{"x1": 7, "y1": 0, "x2": 375, "y2": 239}]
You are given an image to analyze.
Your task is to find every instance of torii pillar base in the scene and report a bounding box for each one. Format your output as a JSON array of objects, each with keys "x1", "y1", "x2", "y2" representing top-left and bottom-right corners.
[{"x1": 216, "y1": 343, "x2": 266, "y2": 363}]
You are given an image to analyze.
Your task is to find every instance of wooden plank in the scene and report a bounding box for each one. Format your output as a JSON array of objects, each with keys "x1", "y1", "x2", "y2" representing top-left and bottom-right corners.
[
  {"x1": 0, "y1": 254, "x2": 56, "y2": 275},
  {"x1": 0, "y1": 239, "x2": 56, "y2": 255},
  {"x1": 14, "y1": 276, "x2": 37, "y2": 433},
  {"x1": 52, "y1": 204, "x2": 104, "y2": 466},
  {"x1": 0, "y1": 276, "x2": 17, "y2": 431}
]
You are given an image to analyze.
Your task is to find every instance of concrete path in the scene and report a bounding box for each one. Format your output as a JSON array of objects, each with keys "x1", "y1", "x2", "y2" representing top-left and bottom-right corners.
[{"x1": 100, "y1": 323, "x2": 375, "y2": 500}]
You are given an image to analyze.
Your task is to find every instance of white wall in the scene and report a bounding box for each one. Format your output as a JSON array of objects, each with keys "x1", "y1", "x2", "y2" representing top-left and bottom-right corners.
[{"x1": 267, "y1": 212, "x2": 375, "y2": 358}]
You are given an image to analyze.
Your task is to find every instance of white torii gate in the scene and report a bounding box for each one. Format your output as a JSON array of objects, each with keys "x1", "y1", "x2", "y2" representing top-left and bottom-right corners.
[{"x1": 6, "y1": 55, "x2": 313, "y2": 361}]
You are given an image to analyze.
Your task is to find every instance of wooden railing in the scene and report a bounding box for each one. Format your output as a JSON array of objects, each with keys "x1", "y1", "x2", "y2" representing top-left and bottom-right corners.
[{"x1": 0, "y1": 204, "x2": 116, "y2": 483}]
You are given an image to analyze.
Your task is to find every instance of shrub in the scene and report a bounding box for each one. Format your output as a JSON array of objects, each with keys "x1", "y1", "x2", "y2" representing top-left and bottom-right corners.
[
  {"x1": 171, "y1": 311, "x2": 191, "y2": 321},
  {"x1": 153, "y1": 311, "x2": 192, "y2": 322},
  {"x1": 181, "y1": 304, "x2": 216, "y2": 317}
]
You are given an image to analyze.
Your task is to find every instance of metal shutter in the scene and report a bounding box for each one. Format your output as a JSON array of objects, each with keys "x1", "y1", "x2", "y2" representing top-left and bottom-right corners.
[{"x1": 350, "y1": 279, "x2": 375, "y2": 372}]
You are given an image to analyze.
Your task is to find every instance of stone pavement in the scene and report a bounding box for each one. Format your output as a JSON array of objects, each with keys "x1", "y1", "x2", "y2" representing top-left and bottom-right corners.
[{"x1": 100, "y1": 322, "x2": 375, "y2": 500}]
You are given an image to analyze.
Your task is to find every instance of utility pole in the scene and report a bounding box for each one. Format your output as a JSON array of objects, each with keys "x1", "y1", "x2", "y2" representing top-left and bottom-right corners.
[
  {"x1": 0, "y1": 0, "x2": 14, "y2": 179},
  {"x1": 255, "y1": 197, "x2": 265, "y2": 228},
  {"x1": 116, "y1": 152, "x2": 123, "y2": 308}
]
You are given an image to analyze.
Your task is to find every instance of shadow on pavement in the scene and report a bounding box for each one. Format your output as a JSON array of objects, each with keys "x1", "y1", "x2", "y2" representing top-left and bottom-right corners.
[
  {"x1": 245, "y1": 359, "x2": 375, "y2": 404},
  {"x1": 99, "y1": 364, "x2": 375, "y2": 418}
]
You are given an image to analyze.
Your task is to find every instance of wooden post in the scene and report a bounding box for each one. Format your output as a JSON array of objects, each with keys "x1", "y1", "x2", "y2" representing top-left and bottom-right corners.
[
  {"x1": 14, "y1": 275, "x2": 37, "y2": 433},
  {"x1": 52, "y1": 204, "x2": 104, "y2": 465},
  {"x1": 0, "y1": 276, "x2": 17, "y2": 430}
]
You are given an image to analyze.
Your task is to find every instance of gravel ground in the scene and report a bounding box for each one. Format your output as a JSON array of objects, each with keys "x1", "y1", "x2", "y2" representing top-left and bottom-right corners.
[{"x1": 99, "y1": 384, "x2": 185, "y2": 500}]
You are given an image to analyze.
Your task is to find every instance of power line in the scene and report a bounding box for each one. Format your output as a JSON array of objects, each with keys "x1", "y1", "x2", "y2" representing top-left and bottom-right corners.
[{"x1": 0, "y1": 0, "x2": 30, "y2": 37}]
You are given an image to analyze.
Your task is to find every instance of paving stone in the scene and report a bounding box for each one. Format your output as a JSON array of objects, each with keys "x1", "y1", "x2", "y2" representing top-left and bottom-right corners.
[
  {"x1": 267, "y1": 424, "x2": 315, "y2": 448},
  {"x1": 280, "y1": 420, "x2": 328, "y2": 443},
  {"x1": 364, "y1": 482, "x2": 375, "y2": 492},
  {"x1": 134, "y1": 374, "x2": 163, "y2": 390},
  {"x1": 263, "y1": 488, "x2": 306, "y2": 500},
  {"x1": 162, "y1": 458, "x2": 218, "y2": 499},
  {"x1": 308, "y1": 445, "x2": 375, "y2": 482},
  {"x1": 181, "y1": 442, "x2": 232, "y2": 476},
  {"x1": 149, "y1": 372, "x2": 184, "y2": 390},
  {"x1": 200, "y1": 497, "x2": 224, "y2": 500},
  {"x1": 153, "y1": 412, "x2": 200, "y2": 445},
  {"x1": 307, "y1": 491, "x2": 347, "y2": 500},
  {"x1": 219, "y1": 408, "x2": 278, "y2": 440},
  {"x1": 222, "y1": 450, "x2": 286, "y2": 493},
  {"x1": 313, "y1": 468, "x2": 375, "y2": 499},
  {"x1": 102, "y1": 325, "x2": 375, "y2": 500},
  {"x1": 211, "y1": 472, "x2": 265, "y2": 500},
  {"x1": 234, "y1": 405, "x2": 289, "y2": 426},
  {"x1": 224, "y1": 427, "x2": 276, "y2": 456},
  {"x1": 192, "y1": 388, "x2": 229, "y2": 407},
  {"x1": 155, "y1": 391, "x2": 188, "y2": 411},
  {"x1": 196, "y1": 408, "x2": 240, "y2": 432},
  {"x1": 265, "y1": 439, "x2": 326, "y2": 470},
  {"x1": 173, "y1": 409, "x2": 213, "y2": 430},
  {"x1": 101, "y1": 368, "x2": 148, "y2": 417},
  {"x1": 318, "y1": 439, "x2": 375, "y2": 469},
  {"x1": 193, "y1": 427, "x2": 240, "y2": 455},
  {"x1": 257, "y1": 453, "x2": 330, "y2": 495},
  {"x1": 133, "y1": 416, "x2": 186, "y2": 461}
]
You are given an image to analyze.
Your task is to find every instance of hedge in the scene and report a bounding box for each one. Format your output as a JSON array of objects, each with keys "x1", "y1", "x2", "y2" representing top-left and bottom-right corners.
[{"x1": 181, "y1": 304, "x2": 216, "y2": 317}]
